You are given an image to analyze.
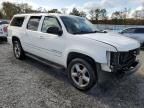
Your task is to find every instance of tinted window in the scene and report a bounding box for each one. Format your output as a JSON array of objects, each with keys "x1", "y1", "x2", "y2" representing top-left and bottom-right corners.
[
  {"x1": 41, "y1": 16, "x2": 61, "y2": 33},
  {"x1": 135, "y1": 28, "x2": 144, "y2": 33},
  {"x1": 27, "y1": 16, "x2": 41, "y2": 31},
  {"x1": 10, "y1": 17, "x2": 25, "y2": 27}
]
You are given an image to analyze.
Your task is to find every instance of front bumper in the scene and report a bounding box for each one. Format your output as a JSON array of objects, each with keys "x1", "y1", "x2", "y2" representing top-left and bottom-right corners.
[
  {"x1": 100, "y1": 60, "x2": 140, "y2": 75},
  {"x1": 123, "y1": 60, "x2": 141, "y2": 75}
]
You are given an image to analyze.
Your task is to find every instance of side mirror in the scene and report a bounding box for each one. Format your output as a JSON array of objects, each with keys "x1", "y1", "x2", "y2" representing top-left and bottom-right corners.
[{"x1": 46, "y1": 27, "x2": 63, "y2": 36}]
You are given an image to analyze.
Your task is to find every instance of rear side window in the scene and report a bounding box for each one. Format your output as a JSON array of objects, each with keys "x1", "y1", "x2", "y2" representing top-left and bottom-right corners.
[
  {"x1": 27, "y1": 16, "x2": 42, "y2": 31},
  {"x1": 10, "y1": 17, "x2": 25, "y2": 27}
]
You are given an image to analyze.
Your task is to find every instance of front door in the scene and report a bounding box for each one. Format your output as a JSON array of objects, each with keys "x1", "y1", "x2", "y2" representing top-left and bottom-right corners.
[{"x1": 34, "y1": 16, "x2": 65, "y2": 64}]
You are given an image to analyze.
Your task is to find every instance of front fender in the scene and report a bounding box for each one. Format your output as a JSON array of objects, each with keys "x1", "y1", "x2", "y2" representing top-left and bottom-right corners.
[{"x1": 62, "y1": 41, "x2": 117, "y2": 67}]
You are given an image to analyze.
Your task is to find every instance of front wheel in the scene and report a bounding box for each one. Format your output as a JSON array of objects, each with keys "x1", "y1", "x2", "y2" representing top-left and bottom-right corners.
[
  {"x1": 13, "y1": 40, "x2": 25, "y2": 60},
  {"x1": 68, "y1": 58, "x2": 97, "y2": 91}
]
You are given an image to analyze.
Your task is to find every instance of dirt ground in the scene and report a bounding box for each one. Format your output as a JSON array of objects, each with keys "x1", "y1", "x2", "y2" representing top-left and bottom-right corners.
[{"x1": 0, "y1": 42, "x2": 144, "y2": 108}]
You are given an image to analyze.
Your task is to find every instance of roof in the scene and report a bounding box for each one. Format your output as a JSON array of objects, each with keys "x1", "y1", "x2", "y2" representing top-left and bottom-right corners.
[{"x1": 13, "y1": 13, "x2": 73, "y2": 17}]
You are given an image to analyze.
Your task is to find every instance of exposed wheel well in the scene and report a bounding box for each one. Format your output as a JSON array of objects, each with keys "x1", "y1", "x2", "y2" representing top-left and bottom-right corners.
[
  {"x1": 12, "y1": 36, "x2": 20, "y2": 43},
  {"x1": 67, "y1": 52, "x2": 96, "y2": 70}
]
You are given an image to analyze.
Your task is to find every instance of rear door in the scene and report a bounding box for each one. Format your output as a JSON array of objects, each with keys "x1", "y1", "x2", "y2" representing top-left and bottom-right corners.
[{"x1": 25, "y1": 15, "x2": 43, "y2": 56}]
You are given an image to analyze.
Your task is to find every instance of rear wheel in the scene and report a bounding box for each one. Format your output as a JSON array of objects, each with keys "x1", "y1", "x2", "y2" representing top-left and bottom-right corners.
[
  {"x1": 13, "y1": 40, "x2": 25, "y2": 59},
  {"x1": 68, "y1": 58, "x2": 97, "y2": 91}
]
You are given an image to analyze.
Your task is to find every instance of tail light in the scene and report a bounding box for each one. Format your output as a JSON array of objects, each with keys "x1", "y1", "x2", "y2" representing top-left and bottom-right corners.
[{"x1": 3, "y1": 26, "x2": 8, "y2": 33}]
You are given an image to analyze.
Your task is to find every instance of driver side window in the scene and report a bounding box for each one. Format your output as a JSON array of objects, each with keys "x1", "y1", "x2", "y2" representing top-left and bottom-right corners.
[{"x1": 41, "y1": 16, "x2": 61, "y2": 33}]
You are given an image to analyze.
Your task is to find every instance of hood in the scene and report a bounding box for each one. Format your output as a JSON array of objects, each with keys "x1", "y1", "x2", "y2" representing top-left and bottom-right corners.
[{"x1": 79, "y1": 32, "x2": 140, "y2": 51}]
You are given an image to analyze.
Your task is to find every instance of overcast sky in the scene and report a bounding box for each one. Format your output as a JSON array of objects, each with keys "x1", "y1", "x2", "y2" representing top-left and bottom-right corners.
[{"x1": 0, "y1": 0, "x2": 144, "y2": 17}]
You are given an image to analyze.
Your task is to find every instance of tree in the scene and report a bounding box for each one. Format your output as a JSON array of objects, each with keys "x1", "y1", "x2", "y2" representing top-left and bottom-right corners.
[
  {"x1": 61, "y1": 8, "x2": 68, "y2": 14},
  {"x1": 17, "y1": 3, "x2": 33, "y2": 13},
  {"x1": 111, "y1": 11, "x2": 123, "y2": 19},
  {"x1": 100, "y1": 9, "x2": 107, "y2": 20},
  {"x1": 1, "y1": 2, "x2": 36, "y2": 19},
  {"x1": 111, "y1": 11, "x2": 123, "y2": 25},
  {"x1": 70, "y1": 8, "x2": 86, "y2": 17},
  {"x1": 89, "y1": 9, "x2": 95, "y2": 21},
  {"x1": 36, "y1": 7, "x2": 47, "y2": 13},
  {"x1": 133, "y1": 10, "x2": 144, "y2": 19},
  {"x1": 2, "y1": 2, "x2": 21, "y2": 19},
  {"x1": 94, "y1": 9, "x2": 101, "y2": 21},
  {"x1": 48, "y1": 9, "x2": 61, "y2": 13},
  {"x1": 70, "y1": 8, "x2": 80, "y2": 16},
  {"x1": 79, "y1": 11, "x2": 86, "y2": 17},
  {"x1": 0, "y1": 10, "x2": 4, "y2": 19}
]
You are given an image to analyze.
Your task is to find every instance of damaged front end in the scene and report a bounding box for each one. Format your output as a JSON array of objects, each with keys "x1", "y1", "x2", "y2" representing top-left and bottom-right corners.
[{"x1": 107, "y1": 48, "x2": 140, "y2": 74}]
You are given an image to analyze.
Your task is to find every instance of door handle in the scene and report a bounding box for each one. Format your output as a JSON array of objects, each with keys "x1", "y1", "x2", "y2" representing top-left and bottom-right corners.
[{"x1": 39, "y1": 36, "x2": 44, "y2": 39}]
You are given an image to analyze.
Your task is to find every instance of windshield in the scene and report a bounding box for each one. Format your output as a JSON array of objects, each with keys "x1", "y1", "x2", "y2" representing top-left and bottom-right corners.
[{"x1": 60, "y1": 16, "x2": 98, "y2": 34}]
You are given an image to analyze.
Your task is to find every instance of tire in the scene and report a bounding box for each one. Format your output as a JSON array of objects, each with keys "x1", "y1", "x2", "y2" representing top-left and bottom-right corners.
[
  {"x1": 0, "y1": 37, "x2": 7, "y2": 42},
  {"x1": 67, "y1": 58, "x2": 97, "y2": 91},
  {"x1": 13, "y1": 40, "x2": 25, "y2": 60}
]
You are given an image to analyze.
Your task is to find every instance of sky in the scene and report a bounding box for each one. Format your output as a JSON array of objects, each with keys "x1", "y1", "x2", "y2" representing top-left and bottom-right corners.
[{"x1": 0, "y1": 0, "x2": 144, "y2": 17}]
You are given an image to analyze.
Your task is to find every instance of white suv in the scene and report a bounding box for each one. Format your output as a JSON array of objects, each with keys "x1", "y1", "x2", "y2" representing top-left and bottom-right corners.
[{"x1": 8, "y1": 13, "x2": 140, "y2": 91}]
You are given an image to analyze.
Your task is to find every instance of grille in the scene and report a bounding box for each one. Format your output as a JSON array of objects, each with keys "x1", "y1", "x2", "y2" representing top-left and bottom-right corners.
[{"x1": 110, "y1": 48, "x2": 140, "y2": 69}]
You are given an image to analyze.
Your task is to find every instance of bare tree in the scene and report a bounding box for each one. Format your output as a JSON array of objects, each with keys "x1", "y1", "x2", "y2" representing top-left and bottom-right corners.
[
  {"x1": 48, "y1": 9, "x2": 61, "y2": 13},
  {"x1": 61, "y1": 8, "x2": 68, "y2": 14},
  {"x1": 89, "y1": 9, "x2": 95, "y2": 21},
  {"x1": 133, "y1": 10, "x2": 144, "y2": 19},
  {"x1": 111, "y1": 11, "x2": 123, "y2": 19},
  {"x1": 100, "y1": 9, "x2": 107, "y2": 20},
  {"x1": 94, "y1": 9, "x2": 101, "y2": 21},
  {"x1": 79, "y1": 11, "x2": 86, "y2": 17}
]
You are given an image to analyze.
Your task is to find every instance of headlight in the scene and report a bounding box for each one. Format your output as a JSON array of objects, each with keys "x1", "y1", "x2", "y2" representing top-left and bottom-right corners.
[{"x1": 106, "y1": 51, "x2": 120, "y2": 67}]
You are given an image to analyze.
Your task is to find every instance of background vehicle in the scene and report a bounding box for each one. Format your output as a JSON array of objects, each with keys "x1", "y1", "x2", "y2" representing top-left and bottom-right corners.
[
  {"x1": 8, "y1": 13, "x2": 140, "y2": 91},
  {"x1": 0, "y1": 20, "x2": 9, "y2": 41},
  {"x1": 119, "y1": 27, "x2": 144, "y2": 47}
]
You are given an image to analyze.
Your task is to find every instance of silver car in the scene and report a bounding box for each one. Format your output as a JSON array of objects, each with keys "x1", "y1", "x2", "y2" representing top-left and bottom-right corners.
[{"x1": 120, "y1": 27, "x2": 144, "y2": 47}]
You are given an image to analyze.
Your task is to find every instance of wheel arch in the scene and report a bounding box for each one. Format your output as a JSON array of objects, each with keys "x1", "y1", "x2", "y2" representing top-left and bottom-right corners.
[
  {"x1": 12, "y1": 36, "x2": 20, "y2": 43},
  {"x1": 66, "y1": 52, "x2": 97, "y2": 70}
]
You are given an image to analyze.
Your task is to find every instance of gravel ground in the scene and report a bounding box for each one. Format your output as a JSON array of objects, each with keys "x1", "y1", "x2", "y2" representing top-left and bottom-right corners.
[{"x1": 0, "y1": 42, "x2": 144, "y2": 108}]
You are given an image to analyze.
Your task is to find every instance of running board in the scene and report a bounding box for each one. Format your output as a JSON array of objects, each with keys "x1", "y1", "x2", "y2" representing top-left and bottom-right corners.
[{"x1": 25, "y1": 53, "x2": 65, "y2": 70}]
